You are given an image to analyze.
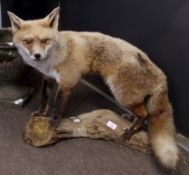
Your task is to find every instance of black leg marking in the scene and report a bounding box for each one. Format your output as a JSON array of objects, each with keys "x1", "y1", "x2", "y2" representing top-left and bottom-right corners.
[
  {"x1": 46, "y1": 81, "x2": 59, "y2": 118},
  {"x1": 49, "y1": 90, "x2": 64, "y2": 127},
  {"x1": 124, "y1": 117, "x2": 146, "y2": 140},
  {"x1": 49, "y1": 89, "x2": 71, "y2": 128},
  {"x1": 32, "y1": 78, "x2": 49, "y2": 116},
  {"x1": 46, "y1": 80, "x2": 71, "y2": 128}
]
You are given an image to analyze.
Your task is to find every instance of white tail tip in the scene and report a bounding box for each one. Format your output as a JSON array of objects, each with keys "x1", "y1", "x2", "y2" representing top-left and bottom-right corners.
[{"x1": 152, "y1": 137, "x2": 179, "y2": 169}]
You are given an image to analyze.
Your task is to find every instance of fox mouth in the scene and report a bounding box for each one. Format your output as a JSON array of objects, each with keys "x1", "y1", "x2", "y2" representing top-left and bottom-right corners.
[
  {"x1": 32, "y1": 56, "x2": 48, "y2": 62},
  {"x1": 34, "y1": 58, "x2": 41, "y2": 61}
]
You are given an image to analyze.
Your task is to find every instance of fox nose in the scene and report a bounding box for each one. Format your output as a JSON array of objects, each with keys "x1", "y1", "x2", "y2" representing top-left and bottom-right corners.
[{"x1": 34, "y1": 53, "x2": 41, "y2": 60}]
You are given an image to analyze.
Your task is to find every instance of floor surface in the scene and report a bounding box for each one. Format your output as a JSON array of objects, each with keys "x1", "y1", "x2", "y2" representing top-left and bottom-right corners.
[{"x1": 0, "y1": 73, "x2": 189, "y2": 175}]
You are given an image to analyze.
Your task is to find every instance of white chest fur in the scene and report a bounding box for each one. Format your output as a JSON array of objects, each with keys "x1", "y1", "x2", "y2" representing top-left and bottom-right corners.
[
  {"x1": 32, "y1": 62, "x2": 60, "y2": 83},
  {"x1": 44, "y1": 69, "x2": 60, "y2": 82},
  {"x1": 34, "y1": 62, "x2": 60, "y2": 83},
  {"x1": 18, "y1": 48, "x2": 61, "y2": 82}
]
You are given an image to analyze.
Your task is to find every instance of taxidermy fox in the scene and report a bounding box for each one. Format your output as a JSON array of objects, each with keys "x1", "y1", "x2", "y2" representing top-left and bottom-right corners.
[{"x1": 8, "y1": 7, "x2": 179, "y2": 168}]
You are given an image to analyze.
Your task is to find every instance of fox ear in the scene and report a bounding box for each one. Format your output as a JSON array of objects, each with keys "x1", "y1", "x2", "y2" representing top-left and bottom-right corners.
[
  {"x1": 45, "y1": 7, "x2": 60, "y2": 29},
  {"x1": 7, "y1": 11, "x2": 24, "y2": 32}
]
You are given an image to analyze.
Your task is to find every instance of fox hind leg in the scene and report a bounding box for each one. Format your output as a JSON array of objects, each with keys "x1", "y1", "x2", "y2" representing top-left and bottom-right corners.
[
  {"x1": 106, "y1": 72, "x2": 150, "y2": 140},
  {"x1": 123, "y1": 104, "x2": 148, "y2": 140}
]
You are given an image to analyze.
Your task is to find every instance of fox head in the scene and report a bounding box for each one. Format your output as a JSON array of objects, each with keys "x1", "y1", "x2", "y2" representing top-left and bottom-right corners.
[{"x1": 7, "y1": 7, "x2": 60, "y2": 61}]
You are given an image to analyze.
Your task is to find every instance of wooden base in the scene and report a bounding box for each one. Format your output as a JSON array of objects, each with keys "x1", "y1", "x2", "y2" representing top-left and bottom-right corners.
[{"x1": 24, "y1": 109, "x2": 150, "y2": 153}]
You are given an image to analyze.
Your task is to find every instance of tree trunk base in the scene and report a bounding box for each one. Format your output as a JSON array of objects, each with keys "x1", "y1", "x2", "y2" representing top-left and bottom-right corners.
[{"x1": 24, "y1": 109, "x2": 150, "y2": 153}]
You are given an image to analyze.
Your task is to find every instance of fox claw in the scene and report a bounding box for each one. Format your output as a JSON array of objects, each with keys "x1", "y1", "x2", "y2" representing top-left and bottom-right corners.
[
  {"x1": 32, "y1": 110, "x2": 46, "y2": 117},
  {"x1": 124, "y1": 128, "x2": 132, "y2": 140},
  {"x1": 49, "y1": 118, "x2": 60, "y2": 128}
]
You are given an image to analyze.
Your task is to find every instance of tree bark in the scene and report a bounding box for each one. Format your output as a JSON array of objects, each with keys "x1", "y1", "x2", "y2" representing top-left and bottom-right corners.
[{"x1": 24, "y1": 109, "x2": 150, "y2": 153}]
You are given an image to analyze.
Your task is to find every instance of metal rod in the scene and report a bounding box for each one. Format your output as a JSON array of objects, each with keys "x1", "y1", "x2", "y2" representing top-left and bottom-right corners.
[{"x1": 80, "y1": 78, "x2": 136, "y2": 121}]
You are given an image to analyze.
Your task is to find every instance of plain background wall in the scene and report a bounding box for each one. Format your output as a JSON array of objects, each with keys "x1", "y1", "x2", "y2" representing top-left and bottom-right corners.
[
  {"x1": 1, "y1": 0, "x2": 189, "y2": 136},
  {"x1": 1, "y1": 0, "x2": 58, "y2": 26},
  {"x1": 0, "y1": 2, "x2": 2, "y2": 27}
]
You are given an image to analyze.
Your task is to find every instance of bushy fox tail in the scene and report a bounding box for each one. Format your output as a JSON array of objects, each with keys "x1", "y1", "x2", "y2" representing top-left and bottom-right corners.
[{"x1": 147, "y1": 86, "x2": 179, "y2": 169}]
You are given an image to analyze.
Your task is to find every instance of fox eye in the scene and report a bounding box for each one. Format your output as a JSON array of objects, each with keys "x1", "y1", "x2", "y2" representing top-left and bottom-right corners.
[
  {"x1": 41, "y1": 38, "x2": 51, "y2": 44},
  {"x1": 23, "y1": 39, "x2": 33, "y2": 45}
]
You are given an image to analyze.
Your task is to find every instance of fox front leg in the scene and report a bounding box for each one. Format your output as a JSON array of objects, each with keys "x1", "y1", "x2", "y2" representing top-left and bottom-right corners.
[
  {"x1": 32, "y1": 78, "x2": 49, "y2": 116},
  {"x1": 50, "y1": 90, "x2": 71, "y2": 127},
  {"x1": 46, "y1": 82, "x2": 71, "y2": 128}
]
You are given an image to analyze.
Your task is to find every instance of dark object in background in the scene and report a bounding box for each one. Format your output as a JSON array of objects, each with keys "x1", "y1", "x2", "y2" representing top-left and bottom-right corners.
[
  {"x1": 0, "y1": 28, "x2": 32, "y2": 107},
  {"x1": 60, "y1": 0, "x2": 189, "y2": 136},
  {"x1": 0, "y1": 28, "x2": 28, "y2": 82}
]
